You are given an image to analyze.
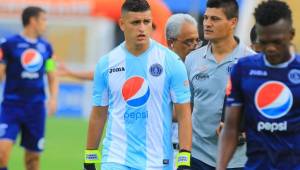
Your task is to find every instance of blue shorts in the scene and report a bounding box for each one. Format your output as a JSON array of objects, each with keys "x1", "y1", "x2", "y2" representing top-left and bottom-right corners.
[{"x1": 0, "y1": 101, "x2": 46, "y2": 152}]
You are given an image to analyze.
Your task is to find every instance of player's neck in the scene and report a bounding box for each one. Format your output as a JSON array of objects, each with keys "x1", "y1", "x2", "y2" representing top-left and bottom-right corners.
[
  {"x1": 22, "y1": 27, "x2": 39, "y2": 40},
  {"x1": 211, "y1": 36, "x2": 237, "y2": 63},
  {"x1": 125, "y1": 41, "x2": 150, "y2": 56}
]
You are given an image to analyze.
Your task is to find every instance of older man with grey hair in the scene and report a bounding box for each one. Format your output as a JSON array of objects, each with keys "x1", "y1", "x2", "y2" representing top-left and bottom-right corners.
[
  {"x1": 165, "y1": 13, "x2": 201, "y2": 61},
  {"x1": 165, "y1": 13, "x2": 200, "y2": 170}
]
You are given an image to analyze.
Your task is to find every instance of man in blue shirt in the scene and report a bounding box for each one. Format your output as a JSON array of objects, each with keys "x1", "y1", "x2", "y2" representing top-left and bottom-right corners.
[
  {"x1": 217, "y1": 1, "x2": 300, "y2": 169},
  {"x1": 0, "y1": 6, "x2": 58, "y2": 170}
]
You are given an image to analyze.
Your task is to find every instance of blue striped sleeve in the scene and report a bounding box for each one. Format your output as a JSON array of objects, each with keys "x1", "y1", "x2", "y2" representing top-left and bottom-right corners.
[
  {"x1": 92, "y1": 56, "x2": 109, "y2": 106},
  {"x1": 167, "y1": 52, "x2": 191, "y2": 104}
]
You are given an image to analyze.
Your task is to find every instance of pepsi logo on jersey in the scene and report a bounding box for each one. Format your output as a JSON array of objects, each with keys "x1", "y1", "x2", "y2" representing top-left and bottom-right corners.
[
  {"x1": 21, "y1": 49, "x2": 43, "y2": 79},
  {"x1": 122, "y1": 76, "x2": 150, "y2": 108},
  {"x1": 255, "y1": 81, "x2": 293, "y2": 132},
  {"x1": 122, "y1": 76, "x2": 150, "y2": 123}
]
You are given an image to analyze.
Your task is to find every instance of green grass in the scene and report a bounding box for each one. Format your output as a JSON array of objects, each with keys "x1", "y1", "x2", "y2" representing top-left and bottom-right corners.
[{"x1": 8, "y1": 117, "x2": 102, "y2": 170}]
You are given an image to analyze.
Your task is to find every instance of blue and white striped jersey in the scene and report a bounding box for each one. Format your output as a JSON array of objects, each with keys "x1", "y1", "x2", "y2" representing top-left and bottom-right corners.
[{"x1": 93, "y1": 39, "x2": 190, "y2": 170}]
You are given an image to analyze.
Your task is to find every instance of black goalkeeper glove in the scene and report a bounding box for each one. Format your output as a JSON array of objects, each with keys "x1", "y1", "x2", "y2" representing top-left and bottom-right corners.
[
  {"x1": 176, "y1": 149, "x2": 191, "y2": 170},
  {"x1": 83, "y1": 163, "x2": 96, "y2": 170}
]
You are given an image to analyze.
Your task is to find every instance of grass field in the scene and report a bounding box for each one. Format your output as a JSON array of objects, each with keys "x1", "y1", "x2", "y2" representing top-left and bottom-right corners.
[{"x1": 8, "y1": 117, "x2": 102, "y2": 170}]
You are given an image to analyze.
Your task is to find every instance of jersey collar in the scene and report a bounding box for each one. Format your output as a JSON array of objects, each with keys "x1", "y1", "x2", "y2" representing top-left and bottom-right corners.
[
  {"x1": 263, "y1": 53, "x2": 296, "y2": 68},
  {"x1": 19, "y1": 33, "x2": 38, "y2": 44},
  {"x1": 205, "y1": 37, "x2": 243, "y2": 64}
]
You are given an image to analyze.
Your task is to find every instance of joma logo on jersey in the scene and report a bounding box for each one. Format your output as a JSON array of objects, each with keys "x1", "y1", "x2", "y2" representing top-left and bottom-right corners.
[
  {"x1": 249, "y1": 70, "x2": 268, "y2": 76},
  {"x1": 109, "y1": 67, "x2": 125, "y2": 73}
]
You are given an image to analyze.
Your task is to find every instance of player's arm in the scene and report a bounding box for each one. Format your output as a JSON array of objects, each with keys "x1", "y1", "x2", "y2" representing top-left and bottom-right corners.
[
  {"x1": 175, "y1": 102, "x2": 192, "y2": 170},
  {"x1": 84, "y1": 106, "x2": 107, "y2": 170},
  {"x1": 84, "y1": 56, "x2": 108, "y2": 170},
  {"x1": 169, "y1": 53, "x2": 192, "y2": 170},
  {"x1": 0, "y1": 45, "x2": 7, "y2": 81},
  {"x1": 57, "y1": 63, "x2": 94, "y2": 81},
  {"x1": 46, "y1": 58, "x2": 58, "y2": 116},
  {"x1": 0, "y1": 63, "x2": 6, "y2": 82},
  {"x1": 216, "y1": 105, "x2": 242, "y2": 170},
  {"x1": 175, "y1": 103, "x2": 192, "y2": 151},
  {"x1": 65, "y1": 70, "x2": 94, "y2": 81},
  {"x1": 217, "y1": 59, "x2": 244, "y2": 170},
  {"x1": 86, "y1": 106, "x2": 107, "y2": 149}
]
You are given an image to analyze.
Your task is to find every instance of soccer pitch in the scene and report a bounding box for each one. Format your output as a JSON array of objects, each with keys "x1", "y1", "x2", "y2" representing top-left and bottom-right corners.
[{"x1": 9, "y1": 117, "x2": 101, "y2": 170}]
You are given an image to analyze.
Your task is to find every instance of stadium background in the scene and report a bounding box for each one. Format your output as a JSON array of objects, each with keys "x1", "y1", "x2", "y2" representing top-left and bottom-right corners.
[{"x1": 0, "y1": 0, "x2": 299, "y2": 169}]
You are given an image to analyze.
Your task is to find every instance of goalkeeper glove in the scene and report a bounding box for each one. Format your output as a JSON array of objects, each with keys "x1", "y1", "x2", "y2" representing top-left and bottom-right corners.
[
  {"x1": 176, "y1": 149, "x2": 191, "y2": 170},
  {"x1": 83, "y1": 150, "x2": 100, "y2": 170},
  {"x1": 83, "y1": 163, "x2": 96, "y2": 170}
]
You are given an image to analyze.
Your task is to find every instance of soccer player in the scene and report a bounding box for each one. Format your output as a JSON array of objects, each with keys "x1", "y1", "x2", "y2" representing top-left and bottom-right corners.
[
  {"x1": 165, "y1": 13, "x2": 199, "y2": 169},
  {"x1": 83, "y1": 0, "x2": 192, "y2": 170},
  {"x1": 217, "y1": 0, "x2": 300, "y2": 169},
  {"x1": 0, "y1": 6, "x2": 58, "y2": 170},
  {"x1": 184, "y1": 0, "x2": 255, "y2": 169}
]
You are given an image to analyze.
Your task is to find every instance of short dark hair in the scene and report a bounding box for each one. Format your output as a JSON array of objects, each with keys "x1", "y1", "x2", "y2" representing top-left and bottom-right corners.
[
  {"x1": 22, "y1": 6, "x2": 45, "y2": 27},
  {"x1": 206, "y1": 0, "x2": 239, "y2": 19},
  {"x1": 254, "y1": 0, "x2": 292, "y2": 26},
  {"x1": 250, "y1": 25, "x2": 257, "y2": 43},
  {"x1": 121, "y1": 0, "x2": 150, "y2": 15}
]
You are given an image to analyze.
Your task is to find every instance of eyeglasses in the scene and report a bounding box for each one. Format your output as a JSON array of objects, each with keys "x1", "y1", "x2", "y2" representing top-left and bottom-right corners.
[{"x1": 173, "y1": 38, "x2": 202, "y2": 48}]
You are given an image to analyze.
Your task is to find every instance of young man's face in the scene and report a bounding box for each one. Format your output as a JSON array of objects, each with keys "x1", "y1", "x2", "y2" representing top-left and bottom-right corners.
[
  {"x1": 256, "y1": 19, "x2": 294, "y2": 65},
  {"x1": 119, "y1": 10, "x2": 153, "y2": 47},
  {"x1": 203, "y1": 8, "x2": 237, "y2": 42},
  {"x1": 170, "y1": 22, "x2": 200, "y2": 61},
  {"x1": 31, "y1": 12, "x2": 47, "y2": 36}
]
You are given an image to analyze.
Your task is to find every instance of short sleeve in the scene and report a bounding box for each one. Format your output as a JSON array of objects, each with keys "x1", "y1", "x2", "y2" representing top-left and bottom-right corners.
[
  {"x1": 168, "y1": 53, "x2": 191, "y2": 104},
  {"x1": 92, "y1": 56, "x2": 109, "y2": 106},
  {"x1": 226, "y1": 61, "x2": 244, "y2": 106},
  {"x1": 47, "y1": 43, "x2": 53, "y2": 59}
]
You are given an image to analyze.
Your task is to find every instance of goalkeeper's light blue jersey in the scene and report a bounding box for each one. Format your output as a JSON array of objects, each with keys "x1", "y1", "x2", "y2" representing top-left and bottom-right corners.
[{"x1": 92, "y1": 39, "x2": 190, "y2": 170}]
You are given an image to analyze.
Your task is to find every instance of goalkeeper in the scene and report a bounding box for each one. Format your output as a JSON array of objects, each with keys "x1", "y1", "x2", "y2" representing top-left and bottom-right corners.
[{"x1": 83, "y1": 0, "x2": 192, "y2": 170}]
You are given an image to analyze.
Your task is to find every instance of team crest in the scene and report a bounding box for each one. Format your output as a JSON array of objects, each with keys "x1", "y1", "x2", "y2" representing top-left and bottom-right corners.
[
  {"x1": 227, "y1": 63, "x2": 234, "y2": 73},
  {"x1": 288, "y1": 69, "x2": 300, "y2": 84},
  {"x1": 149, "y1": 63, "x2": 163, "y2": 77},
  {"x1": 36, "y1": 43, "x2": 46, "y2": 53}
]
